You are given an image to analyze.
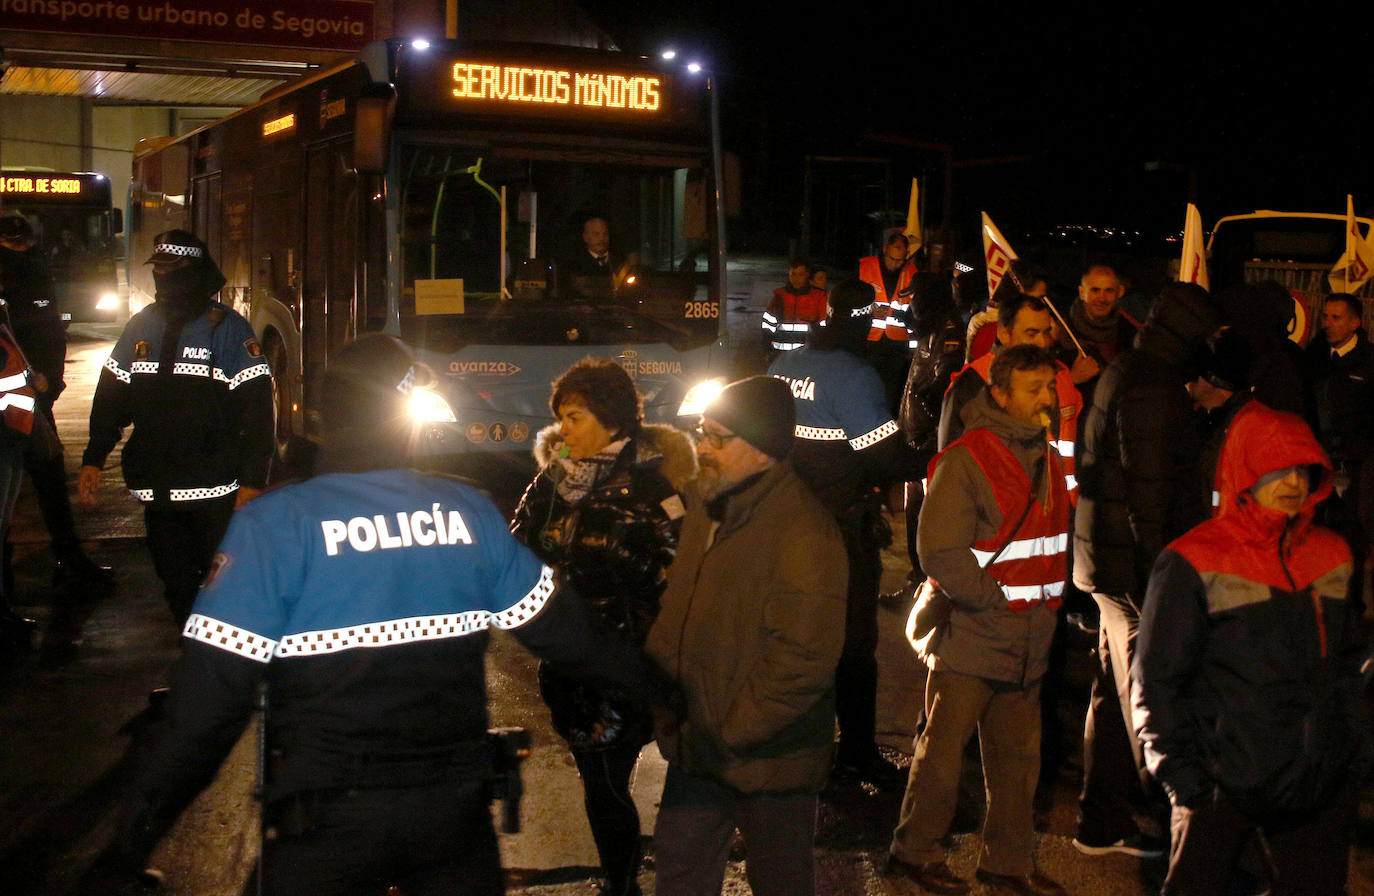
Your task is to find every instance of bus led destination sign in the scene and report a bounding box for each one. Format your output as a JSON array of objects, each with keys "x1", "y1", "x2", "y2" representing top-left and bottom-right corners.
[
  {"x1": 2, "y1": 175, "x2": 84, "y2": 195},
  {"x1": 450, "y1": 61, "x2": 662, "y2": 113}
]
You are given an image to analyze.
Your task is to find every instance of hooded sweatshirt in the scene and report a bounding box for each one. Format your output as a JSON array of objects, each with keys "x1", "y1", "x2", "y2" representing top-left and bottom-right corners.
[
  {"x1": 917, "y1": 389, "x2": 1068, "y2": 687},
  {"x1": 1132, "y1": 403, "x2": 1368, "y2": 812}
]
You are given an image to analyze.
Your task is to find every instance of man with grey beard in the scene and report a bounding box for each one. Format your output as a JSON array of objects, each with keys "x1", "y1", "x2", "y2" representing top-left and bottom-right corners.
[{"x1": 645, "y1": 376, "x2": 847, "y2": 896}]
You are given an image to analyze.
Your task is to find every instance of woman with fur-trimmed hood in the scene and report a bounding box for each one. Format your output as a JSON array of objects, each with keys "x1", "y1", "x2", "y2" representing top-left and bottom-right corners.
[{"x1": 511, "y1": 357, "x2": 695, "y2": 896}]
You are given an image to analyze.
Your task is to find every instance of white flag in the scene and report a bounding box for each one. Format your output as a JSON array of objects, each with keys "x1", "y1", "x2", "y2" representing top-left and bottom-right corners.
[
  {"x1": 1179, "y1": 203, "x2": 1209, "y2": 291},
  {"x1": 1328, "y1": 194, "x2": 1374, "y2": 294},
  {"x1": 982, "y1": 212, "x2": 1018, "y2": 300},
  {"x1": 903, "y1": 178, "x2": 923, "y2": 255}
]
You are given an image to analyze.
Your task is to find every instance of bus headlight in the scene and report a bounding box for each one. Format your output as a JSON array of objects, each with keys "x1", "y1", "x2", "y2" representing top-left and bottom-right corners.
[
  {"x1": 677, "y1": 378, "x2": 725, "y2": 416},
  {"x1": 410, "y1": 387, "x2": 457, "y2": 424},
  {"x1": 96, "y1": 292, "x2": 120, "y2": 310}
]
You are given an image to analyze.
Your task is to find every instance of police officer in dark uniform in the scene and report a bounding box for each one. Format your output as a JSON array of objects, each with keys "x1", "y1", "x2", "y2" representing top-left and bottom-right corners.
[
  {"x1": 78, "y1": 230, "x2": 273, "y2": 627},
  {"x1": 0, "y1": 214, "x2": 111, "y2": 589},
  {"x1": 768, "y1": 279, "x2": 923, "y2": 791},
  {"x1": 83, "y1": 334, "x2": 661, "y2": 895}
]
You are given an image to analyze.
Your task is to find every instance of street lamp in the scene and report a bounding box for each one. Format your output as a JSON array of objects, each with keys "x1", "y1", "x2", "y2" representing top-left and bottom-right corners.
[{"x1": 660, "y1": 47, "x2": 727, "y2": 298}]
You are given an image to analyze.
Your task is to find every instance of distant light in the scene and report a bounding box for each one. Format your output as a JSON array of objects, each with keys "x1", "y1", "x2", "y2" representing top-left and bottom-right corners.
[
  {"x1": 687, "y1": 62, "x2": 702, "y2": 74},
  {"x1": 661, "y1": 49, "x2": 677, "y2": 60},
  {"x1": 411, "y1": 38, "x2": 431, "y2": 50}
]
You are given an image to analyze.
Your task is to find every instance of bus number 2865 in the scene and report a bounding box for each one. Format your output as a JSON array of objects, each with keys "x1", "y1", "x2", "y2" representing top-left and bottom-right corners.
[{"x1": 683, "y1": 301, "x2": 720, "y2": 319}]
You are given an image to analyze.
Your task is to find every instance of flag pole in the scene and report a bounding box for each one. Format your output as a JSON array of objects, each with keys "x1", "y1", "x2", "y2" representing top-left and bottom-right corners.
[{"x1": 1042, "y1": 296, "x2": 1087, "y2": 356}]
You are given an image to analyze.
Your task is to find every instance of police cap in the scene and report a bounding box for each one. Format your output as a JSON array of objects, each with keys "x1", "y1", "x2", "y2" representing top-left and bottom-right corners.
[{"x1": 145, "y1": 229, "x2": 209, "y2": 265}]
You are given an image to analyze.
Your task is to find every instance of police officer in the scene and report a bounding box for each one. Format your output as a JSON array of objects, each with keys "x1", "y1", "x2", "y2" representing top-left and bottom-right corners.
[
  {"x1": 768, "y1": 279, "x2": 923, "y2": 791},
  {"x1": 0, "y1": 214, "x2": 111, "y2": 588},
  {"x1": 78, "y1": 230, "x2": 273, "y2": 627},
  {"x1": 83, "y1": 334, "x2": 660, "y2": 895}
]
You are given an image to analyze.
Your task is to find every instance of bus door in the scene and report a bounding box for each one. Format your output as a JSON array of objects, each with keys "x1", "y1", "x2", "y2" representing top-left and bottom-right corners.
[{"x1": 303, "y1": 136, "x2": 362, "y2": 418}]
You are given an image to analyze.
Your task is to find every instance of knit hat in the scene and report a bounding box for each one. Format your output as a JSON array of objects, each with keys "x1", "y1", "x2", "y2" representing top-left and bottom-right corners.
[
  {"x1": 702, "y1": 375, "x2": 795, "y2": 460},
  {"x1": 145, "y1": 229, "x2": 210, "y2": 264}
]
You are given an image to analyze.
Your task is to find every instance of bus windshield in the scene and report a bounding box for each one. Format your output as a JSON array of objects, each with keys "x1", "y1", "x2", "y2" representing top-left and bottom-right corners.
[{"x1": 396, "y1": 142, "x2": 717, "y2": 353}]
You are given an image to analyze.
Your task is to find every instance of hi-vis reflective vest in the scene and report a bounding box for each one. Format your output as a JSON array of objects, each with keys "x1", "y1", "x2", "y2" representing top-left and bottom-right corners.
[
  {"x1": 857, "y1": 255, "x2": 918, "y2": 347},
  {"x1": 0, "y1": 319, "x2": 36, "y2": 437},
  {"x1": 762, "y1": 287, "x2": 829, "y2": 351},
  {"x1": 934, "y1": 428, "x2": 1069, "y2": 611},
  {"x1": 960, "y1": 353, "x2": 1082, "y2": 497}
]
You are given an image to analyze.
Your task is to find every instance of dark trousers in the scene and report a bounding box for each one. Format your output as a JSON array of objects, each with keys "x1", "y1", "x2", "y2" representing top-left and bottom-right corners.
[
  {"x1": 261, "y1": 779, "x2": 503, "y2": 896},
  {"x1": 143, "y1": 495, "x2": 236, "y2": 628},
  {"x1": 1077, "y1": 591, "x2": 1162, "y2": 844},
  {"x1": 890, "y1": 668, "x2": 1041, "y2": 876},
  {"x1": 836, "y1": 523, "x2": 882, "y2": 760},
  {"x1": 572, "y1": 741, "x2": 644, "y2": 894},
  {"x1": 653, "y1": 764, "x2": 818, "y2": 896},
  {"x1": 1163, "y1": 790, "x2": 1355, "y2": 896}
]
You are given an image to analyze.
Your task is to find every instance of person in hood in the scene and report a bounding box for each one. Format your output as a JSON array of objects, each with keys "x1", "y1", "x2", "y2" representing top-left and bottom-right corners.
[
  {"x1": 78, "y1": 229, "x2": 273, "y2": 627},
  {"x1": 511, "y1": 357, "x2": 695, "y2": 896},
  {"x1": 886, "y1": 344, "x2": 1069, "y2": 896},
  {"x1": 1133, "y1": 403, "x2": 1369, "y2": 895},
  {"x1": 1071, "y1": 281, "x2": 1226, "y2": 861}
]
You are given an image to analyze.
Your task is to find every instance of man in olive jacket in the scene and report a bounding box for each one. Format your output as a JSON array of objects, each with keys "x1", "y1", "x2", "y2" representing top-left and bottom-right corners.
[{"x1": 645, "y1": 376, "x2": 847, "y2": 896}]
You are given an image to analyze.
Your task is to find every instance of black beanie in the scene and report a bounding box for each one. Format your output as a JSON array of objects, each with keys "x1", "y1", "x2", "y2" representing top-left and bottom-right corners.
[{"x1": 702, "y1": 376, "x2": 795, "y2": 460}]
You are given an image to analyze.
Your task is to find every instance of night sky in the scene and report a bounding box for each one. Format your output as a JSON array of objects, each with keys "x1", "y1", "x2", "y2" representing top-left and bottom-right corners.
[{"x1": 581, "y1": 0, "x2": 1373, "y2": 250}]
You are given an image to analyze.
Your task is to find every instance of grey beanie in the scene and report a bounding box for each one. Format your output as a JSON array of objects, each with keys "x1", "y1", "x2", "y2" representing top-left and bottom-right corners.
[{"x1": 702, "y1": 376, "x2": 795, "y2": 460}]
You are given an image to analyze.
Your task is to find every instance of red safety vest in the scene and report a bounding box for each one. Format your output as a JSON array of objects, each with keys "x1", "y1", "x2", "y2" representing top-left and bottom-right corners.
[
  {"x1": 949, "y1": 353, "x2": 1081, "y2": 497},
  {"x1": 858, "y1": 255, "x2": 917, "y2": 345},
  {"x1": 762, "y1": 287, "x2": 829, "y2": 351},
  {"x1": 0, "y1": 320, "x2": 36, "y2": 437},
  {"x1": 931, "y1": 428, "x2": 1070, "y2": 611}
]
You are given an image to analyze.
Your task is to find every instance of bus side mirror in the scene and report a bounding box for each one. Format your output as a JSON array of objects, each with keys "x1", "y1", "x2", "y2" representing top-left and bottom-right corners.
[
  {"x1": 111, "y1": 208, "x2": 124, "y2": 235},
  {"x1": 354, "y1": 83, "x2": 397, "y2": 175}
]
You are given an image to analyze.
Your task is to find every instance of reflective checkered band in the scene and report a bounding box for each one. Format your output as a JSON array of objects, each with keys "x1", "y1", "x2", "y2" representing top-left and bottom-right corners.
[
  {"x1": 173, "y1": 362, "x2": 210, "y2": 378},
  {"x1": 847, "y1": 302, "x2": 875, "y2": 319},
  {"x1": 849, "y1": 419, "x2": 899, "y2": 450},
  {"x1": 184, "y1": 613, "x2": 278, "y2": 663},
  {"x1": 154, "y1": 242, "x2": 204, "y2": 258},
  {"x1": 170, "y1": 482, "x2": 239, "y2": 501},
  {"x1": 276, "y1": 612, "x2": 494, "y2": 656},
  {"x1": 492, "y1": 565, "x2": 557, "y2": 629},
  {"x1": 272, "y1": 565, "x2": 558, "y2": 657},
  {"x1": 130, "y1": 361, "x2": 159, "y2": 376},
  {"x1": 105, "y1": 356, "x2": 132, "y2": 383},
  {"x1": 129, "y1": 483, "x2": 241, "y2": 503},
  {"x1": 230, "y1": 362, "x2": 271, "y2": 390},
  {"x1": 971, "y1": 533, "x2": 1068, "y2": 567},
  {"x1": 795, "y1": 424, "x2": 846, "y2": 441}
]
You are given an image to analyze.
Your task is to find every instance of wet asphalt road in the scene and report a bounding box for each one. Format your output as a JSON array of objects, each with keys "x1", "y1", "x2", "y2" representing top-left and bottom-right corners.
[{"x1": 3, "y1": 266, "x2": 1374, "y2": 894}]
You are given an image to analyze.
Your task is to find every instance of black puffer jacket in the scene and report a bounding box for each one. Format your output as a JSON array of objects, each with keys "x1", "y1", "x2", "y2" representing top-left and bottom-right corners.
[
  {"x1": 1073, "y1": 283, "x2": 1224, "y2": 596},
  {"x1": 511, "y1": 422, "x2": 696, "y2": 749}
]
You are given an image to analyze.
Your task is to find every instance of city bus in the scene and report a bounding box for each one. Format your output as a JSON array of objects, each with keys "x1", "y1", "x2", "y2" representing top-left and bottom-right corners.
[
  {"x1": 0, "y1": 169, "x2": 124, "y2": 321},
  {"x1": 129, "y1": 38, "x2": 728, "y2": 481}
]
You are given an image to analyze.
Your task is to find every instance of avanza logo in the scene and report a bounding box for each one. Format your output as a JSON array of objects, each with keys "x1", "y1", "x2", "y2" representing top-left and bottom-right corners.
[{"x1": 448, "y1": 360, "x2": 522, "y2": 376}]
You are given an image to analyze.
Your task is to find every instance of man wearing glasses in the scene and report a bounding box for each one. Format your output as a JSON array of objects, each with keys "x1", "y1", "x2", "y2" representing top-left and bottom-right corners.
[{"x1": 646, "y1": 376, "x2": 847, "y2": 896}]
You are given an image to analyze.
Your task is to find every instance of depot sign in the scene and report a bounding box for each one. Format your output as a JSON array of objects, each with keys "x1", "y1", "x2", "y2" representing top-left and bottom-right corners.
[{"x1": 0, "y1": 0, "x2": 374, "y2": 52}]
